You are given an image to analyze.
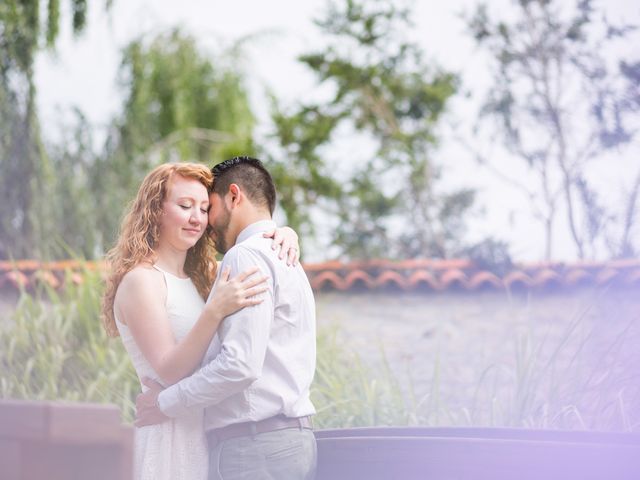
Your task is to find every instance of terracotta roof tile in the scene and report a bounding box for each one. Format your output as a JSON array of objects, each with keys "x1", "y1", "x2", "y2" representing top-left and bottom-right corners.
[
  {"x1": 440, "y1": 269, "x2": 469, "y2": 289},
  {"x1": 33, "y1": 270, "x2": 61, "y2": 290},
  {"x1": 503, "y1": 271, "x2": 533, "y2": 289},
  {"x1": 310, "y1": 271, "x2": 344, "y2": 290},
  {"x1": 467, "y1": 271, "x2": 502, "y2": 290},
  {"x1": 595, "y1": 268, "x2": 620, "y2": 284},
  {"x1": 4, "y1": 270, "x2": 29, "y2": 289},
  {"x1": 406, "y1": 270, "x2": 442, "y2": 290},
  {"x1": 346, "y1": 270, "x2": 377, "y2": 289},
  {"x1": 531, "y1": 269, "x2": 562, "y2": 287},
  {"x1": 69, "y1": 272, "x2": 85, "y2": 285},
  {"x1": 373, "y1": 270, "x2": 406, "y2": 289},
  {"x1": 1, "y1": 259, "x2": 639, "y2": 294},
  {"x1": 563, "y1": 268, "x2": 592, "y2": 286}
]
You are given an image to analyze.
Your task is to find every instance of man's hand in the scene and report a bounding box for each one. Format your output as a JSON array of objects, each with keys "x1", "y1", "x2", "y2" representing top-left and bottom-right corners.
[{"x1": 135, "y1": 377, "x2": 170, "y2": 427}]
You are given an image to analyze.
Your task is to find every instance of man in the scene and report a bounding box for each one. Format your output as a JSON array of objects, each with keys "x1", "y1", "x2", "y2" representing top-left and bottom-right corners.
[{"x1": 136, "y1": 156, "x2": 317, "y2": 480}]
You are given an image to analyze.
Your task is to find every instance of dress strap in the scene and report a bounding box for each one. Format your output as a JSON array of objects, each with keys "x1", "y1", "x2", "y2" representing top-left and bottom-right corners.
[
  {"x1": 152, "y1": 264, "x2": 190, "y2": 281},
  {"x1": 152, "y1": 264, "x2": 168, "y2": 274}
]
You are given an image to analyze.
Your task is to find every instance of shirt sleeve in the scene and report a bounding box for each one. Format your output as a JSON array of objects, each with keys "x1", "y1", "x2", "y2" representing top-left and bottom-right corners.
[{"x1": 157, "y1": 245, "x2": 274, "y2": 418}]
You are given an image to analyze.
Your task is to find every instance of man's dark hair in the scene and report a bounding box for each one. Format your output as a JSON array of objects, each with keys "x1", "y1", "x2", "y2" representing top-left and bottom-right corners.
[{"x1": 211, "y1": 156, "x2": 276, "y2": 215}]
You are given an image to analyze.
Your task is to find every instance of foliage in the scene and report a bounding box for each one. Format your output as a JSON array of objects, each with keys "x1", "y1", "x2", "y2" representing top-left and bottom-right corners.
[
  {"x1": 312, "y1": 327, "x2": 423, "y2": 427},
  {"x1": 0, "y1": 270, "x2": 425, "y2": 427},
  {"x1": 459, "y1": 303, "x2": 639, "y2": 430},
  {"x1": 461, "y1": 237, "x2": 513, "y2": 276},
  {"x1": 110, "y1": 28, "x2": 255, "y2": 163},
  {"x1": 90, "y1": 29, "x2": 256, "y2": 251},
  {"x1": 468, "y1": 0, "x2": 640, "y2": 259},
  {"x1": 0, "y1": 266, "x2": 138, "y2": 420},
  {"x1": 1, "y1": 269, "x2": 418, "y2": 426},
  {"x1": 0, "y1": 26, "x2": 256, "y2": 259},
  {"x1": 269, "y1": 0, "x2": 472, "y2": 259},
  {"x1": 45, "y1": 109, "x2": 102, "y2": 258},
  {"x1": 1, "y1": 271, "x2": 637, "y2": 431},
  {"x1": 0, "y1": 0, "x2": 102, "y2": 259}
]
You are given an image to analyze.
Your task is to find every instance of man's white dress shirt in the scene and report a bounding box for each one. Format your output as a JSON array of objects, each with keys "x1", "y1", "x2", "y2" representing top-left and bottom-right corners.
[{"x1": 158, "y1": 220, "x2": 317, "y2": 431}]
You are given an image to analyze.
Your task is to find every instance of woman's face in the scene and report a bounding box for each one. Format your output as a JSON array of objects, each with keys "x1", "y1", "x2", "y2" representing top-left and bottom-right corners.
[{"x1": 157, "y1": 175, "x2": 209, "y2": 251}]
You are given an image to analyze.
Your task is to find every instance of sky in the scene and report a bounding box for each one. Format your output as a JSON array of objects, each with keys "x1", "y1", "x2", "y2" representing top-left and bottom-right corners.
[{"x1": 35, "y1": 0, "x2": 640, "y2": 262}]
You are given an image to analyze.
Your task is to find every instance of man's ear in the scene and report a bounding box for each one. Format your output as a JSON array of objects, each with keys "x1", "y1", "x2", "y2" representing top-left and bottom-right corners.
[{"x1": 228, "y1": 183, "x2": 241, "y2": 208}]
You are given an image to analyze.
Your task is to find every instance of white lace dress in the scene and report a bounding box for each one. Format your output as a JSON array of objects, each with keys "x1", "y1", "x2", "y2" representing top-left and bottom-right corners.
[{"x1": 116, "y1": 265, "x2": 209, "y2": 480}]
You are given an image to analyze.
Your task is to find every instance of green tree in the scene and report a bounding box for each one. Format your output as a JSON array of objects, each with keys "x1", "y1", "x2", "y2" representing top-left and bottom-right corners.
[
  {"x1": 468, "y1": 0, "x2": 640, "y2": 259},
  {"x1": 2, "y1": 22, "x2": 256, "y2": 259},
  {"x1": 91, "y1": 29, "x2": 256, "y2": 252},
  {"x1": 270, "y1": 0, "x2": 471, "y2": 259},
  {"x1": 47, "y1": 109, "x2": 101, "y2": 258},
  {"x1": 0, "y1": 0, "x2": 103, "y2": 259}
]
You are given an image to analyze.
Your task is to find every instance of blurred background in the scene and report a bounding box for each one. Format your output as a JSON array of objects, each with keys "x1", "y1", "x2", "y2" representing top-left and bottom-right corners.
[
  {"x1": 1, "y1": 0, "x2": 639, "y2": 432},
  {"x1": 3, "y1": 0, "x2": 639, "y2": 263}
]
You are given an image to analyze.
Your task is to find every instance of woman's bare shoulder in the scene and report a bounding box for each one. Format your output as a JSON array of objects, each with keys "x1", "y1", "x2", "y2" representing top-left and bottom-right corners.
[{"x1": 117, "y1": 264, "x2": 164, "y2": 294}]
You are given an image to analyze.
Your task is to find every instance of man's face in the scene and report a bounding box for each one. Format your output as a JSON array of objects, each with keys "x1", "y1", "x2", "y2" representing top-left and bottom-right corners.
[{"x1": 208, "y1": 192, "x2": 232, "y2": 254}]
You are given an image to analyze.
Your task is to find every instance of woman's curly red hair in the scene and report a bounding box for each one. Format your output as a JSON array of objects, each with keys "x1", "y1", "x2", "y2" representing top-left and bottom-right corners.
[{"x1": 101, "y1": 162, "x2": 217, "y2": 337}]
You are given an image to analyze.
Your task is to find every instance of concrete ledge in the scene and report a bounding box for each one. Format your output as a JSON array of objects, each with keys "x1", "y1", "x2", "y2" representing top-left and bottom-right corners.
[{"x1": 315, "y1": 427, "x2": 640, "y2": 480}]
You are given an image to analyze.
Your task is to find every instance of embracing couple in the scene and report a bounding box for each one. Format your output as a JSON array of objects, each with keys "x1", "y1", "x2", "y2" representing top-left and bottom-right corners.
[{"x1": 101, "y1": 157, "x2": 317, "y2": 480}]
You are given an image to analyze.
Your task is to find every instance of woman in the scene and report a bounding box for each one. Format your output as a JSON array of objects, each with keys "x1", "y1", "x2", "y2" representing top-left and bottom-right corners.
[{"x1": 101, "y1": 162, "x2": 300, "y2": 480}]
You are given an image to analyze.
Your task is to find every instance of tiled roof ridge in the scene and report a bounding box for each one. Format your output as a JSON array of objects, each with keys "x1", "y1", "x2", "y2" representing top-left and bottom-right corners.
[
  {"x1": 1, "y1": 258, "x2": 639, "y2": 292},
  {"x1": 0, "y1": 260, "x2": 106, "y2": 271},
  {"x1": 303, "y1": 258, "x2": 640, "y2": 271}
]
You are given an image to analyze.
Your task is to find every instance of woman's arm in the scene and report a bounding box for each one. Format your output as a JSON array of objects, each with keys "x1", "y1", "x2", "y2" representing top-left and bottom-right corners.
[
  {"x1": 115, "y1": 266, "x2": 266, "y2": 385},
  {"x1": 264, "y1": 226, "x2": 300, "y2": 266}
]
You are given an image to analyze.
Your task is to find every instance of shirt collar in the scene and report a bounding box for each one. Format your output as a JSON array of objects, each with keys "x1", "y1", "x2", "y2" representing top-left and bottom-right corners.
[{"x1": 235, "y1": 219, "x2": 277, "y2": 245}]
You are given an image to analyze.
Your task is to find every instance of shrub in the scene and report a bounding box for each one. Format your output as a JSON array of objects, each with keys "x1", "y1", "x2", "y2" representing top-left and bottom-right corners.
[{"x1": 0, "y1": 267, "x2": 138, "y2": 420}]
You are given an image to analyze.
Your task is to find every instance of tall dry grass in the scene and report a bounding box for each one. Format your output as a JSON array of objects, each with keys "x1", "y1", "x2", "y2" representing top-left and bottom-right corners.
[{"x1": 1, "y1": 267, "x2": 638, "y2": 430}]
